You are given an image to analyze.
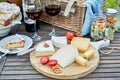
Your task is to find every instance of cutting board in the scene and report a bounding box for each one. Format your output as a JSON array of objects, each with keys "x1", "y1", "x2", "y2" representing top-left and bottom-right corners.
[{"x1": 30, "y1": 44, "x2": 99, "y2": 79}]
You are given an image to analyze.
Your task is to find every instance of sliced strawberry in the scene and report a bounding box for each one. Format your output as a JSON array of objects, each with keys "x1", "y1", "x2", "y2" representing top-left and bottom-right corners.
[
  {"x1": 47, "y1": 60, "x2": 58, "y2": 67},
  {"x1": 40, "y1": 56, "x2": 49, "y2": 65}
]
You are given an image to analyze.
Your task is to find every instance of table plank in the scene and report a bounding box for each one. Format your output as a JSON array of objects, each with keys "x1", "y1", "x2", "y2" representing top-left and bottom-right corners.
[
  {"x1": 0, "y1": 54, "x2": 7, "y2": 74},
  {"x1": 0, "y1": 74, "x2": 47, "y2": 79}
]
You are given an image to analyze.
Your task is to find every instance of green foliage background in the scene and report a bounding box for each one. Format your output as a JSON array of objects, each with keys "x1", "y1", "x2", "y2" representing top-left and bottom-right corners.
[{"x1": 106, "y1": 0, "x2": 117, "y2": 8}]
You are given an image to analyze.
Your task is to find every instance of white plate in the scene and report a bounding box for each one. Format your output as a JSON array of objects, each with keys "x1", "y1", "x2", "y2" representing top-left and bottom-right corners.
[
  {"x1": 0, "y1": 34, "x2": 33, "y2": 54},
  {"x1": 107, "y1": 8, "x2": 117, "y2": 14},
  {"x1": 0, "y1": 13, "x2": 22, "y2": 37}
]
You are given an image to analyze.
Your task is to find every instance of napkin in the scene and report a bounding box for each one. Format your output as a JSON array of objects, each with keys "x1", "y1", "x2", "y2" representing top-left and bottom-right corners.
[{"x1": 82, "y1": 0, "x2": 103, "y2": 36}]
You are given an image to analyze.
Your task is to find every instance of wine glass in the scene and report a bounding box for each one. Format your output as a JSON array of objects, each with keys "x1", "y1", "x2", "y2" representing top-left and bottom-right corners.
[
  {"x1": 25, "y1": 0, "x2": 42, "y2": 41},
  {"x1": 45, "y1": 0, "x2": 61, "y2": 36}
]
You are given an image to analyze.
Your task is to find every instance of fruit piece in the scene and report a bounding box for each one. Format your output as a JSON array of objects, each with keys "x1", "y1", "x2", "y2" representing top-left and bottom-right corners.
[
  {"x1": 47, "y1": 60, "x2": 58, "y2": 67},
  {"x1": 108, "y1": 27, "x2": 114, "y2": 40},
  {"x1": 40, "y1": 56, "x2": 49, "y2": 65},
  {"x1": 74, "y1": 33, "x2": 83, "y2": 37},
  {"x1": 66, "y1": 32, "x2": 74, "y2": 41},
  {"x1": 98, "y1": 25, "x2": 104, "y2": 31}
]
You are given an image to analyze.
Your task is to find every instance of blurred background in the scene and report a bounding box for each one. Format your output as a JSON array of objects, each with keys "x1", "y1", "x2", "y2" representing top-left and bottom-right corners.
[
  {"x1": 0, "y1": 0, "x2": 118, "y2": 9},
  {"x1": 106, "y1": 0, "x2": 117, "y2": 8}
]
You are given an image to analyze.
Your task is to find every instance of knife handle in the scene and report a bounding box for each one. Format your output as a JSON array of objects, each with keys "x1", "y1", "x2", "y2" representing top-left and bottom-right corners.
[{"x1": 17, "y1": 47, "x2": 36, "y2": 56}]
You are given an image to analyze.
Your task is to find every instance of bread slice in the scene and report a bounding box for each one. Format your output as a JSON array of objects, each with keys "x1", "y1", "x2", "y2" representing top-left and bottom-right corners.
[
  {"x1": 3, "y1": 34, "x2": 25, "y2": 49},
  {"x1": 0, "y1": 13, "x2": 13, "y2": 26},
  {"x1": 0, "y1": 2, "x2": 20, "y2": 26}
]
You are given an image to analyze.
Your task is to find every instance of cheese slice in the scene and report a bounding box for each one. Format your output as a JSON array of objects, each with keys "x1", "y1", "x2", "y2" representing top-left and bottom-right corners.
[
  {"x1": 71, "y1": 37, "x2": 90, "y2": 52},
  {"x1": 35, "y1": 40, "x2": 55, "y2": 57},
  {"x1": 75, "y1": 55, "x2": 88, "y2": 67},
  {"x1": 51, "y1": 36, "x2": 67, "y2": 48},
  {"x1": 83, "y1": 49, "x2": 95, "y2": 59},
  {"x1": 50, "y1": 45, "x2": 79, "y2": 67}
]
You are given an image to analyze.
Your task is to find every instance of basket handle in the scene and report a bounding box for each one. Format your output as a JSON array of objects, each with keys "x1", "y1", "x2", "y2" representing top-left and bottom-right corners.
[{"x1": 64, "y1": 0, "x2": 77, "y2": 16}]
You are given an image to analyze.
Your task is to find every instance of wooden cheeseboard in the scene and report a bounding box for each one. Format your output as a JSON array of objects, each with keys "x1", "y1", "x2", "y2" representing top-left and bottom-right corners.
[{"x1": 30, "y1": 44, "x2": 99, "y2": 79}]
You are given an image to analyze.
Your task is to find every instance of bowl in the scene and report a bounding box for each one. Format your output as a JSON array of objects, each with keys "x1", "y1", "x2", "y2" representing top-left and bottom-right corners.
[
  {"x1": 0, "y1": 13, "x2": 22, "y2": 37},
  {"x1": 0, "y1": 26, "x2": 11, "y2": 37},
  {"x1": 106, "y1": 8, "x2": 118, "y2": 16}
]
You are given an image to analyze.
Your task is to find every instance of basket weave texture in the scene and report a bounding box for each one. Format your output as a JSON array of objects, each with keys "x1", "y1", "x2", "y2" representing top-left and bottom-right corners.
[{"x1": 40, "y1": 0, "x2": 106, "y2": 33}]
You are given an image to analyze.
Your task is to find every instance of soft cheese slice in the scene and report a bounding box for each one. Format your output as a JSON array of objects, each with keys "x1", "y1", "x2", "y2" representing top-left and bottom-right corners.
[
  {"x1": 35, "y1": 40, "x2": 55, "y2": 57},
  {"x1": 50, "y1": 45, "x2": 79, "y2": 67},
  {"x1": 71, "y1": 37, "x2": 90, "y2": 52},
  {"x1": 51, "y1": 36, "x2": 67, "y2": 48}
]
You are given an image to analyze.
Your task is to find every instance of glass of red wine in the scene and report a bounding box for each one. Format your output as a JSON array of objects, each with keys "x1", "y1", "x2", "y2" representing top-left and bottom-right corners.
[
  {"x1": 45, "y1": 0, "x2": 61, "y2": 36},
  {"x1": 25, "y1": 0, "x2": 42, "y2": 41}
]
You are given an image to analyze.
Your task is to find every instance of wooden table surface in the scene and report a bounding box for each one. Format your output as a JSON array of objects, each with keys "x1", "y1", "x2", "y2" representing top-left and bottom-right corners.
[{"x1": 0, "y1": 22, "x2": 120, "y2": 80}]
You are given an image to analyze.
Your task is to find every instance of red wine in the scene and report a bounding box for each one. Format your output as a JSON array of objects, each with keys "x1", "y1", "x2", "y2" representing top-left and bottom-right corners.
[
  {"x1": 45, "y1": 5, "x2": 61, "y2": 16},
  {"x1": 26, "y1": 10, "x2": 42, "y2": 20},
  {"x1": 25, "y1": 20, "x2": 40, "y2": 32}
]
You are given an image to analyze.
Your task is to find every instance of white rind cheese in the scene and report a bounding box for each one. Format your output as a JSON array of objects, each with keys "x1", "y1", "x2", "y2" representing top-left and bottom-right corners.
[
  {"x1": 51, "y1": 36, "x2": 67, "y2": 48},
  {"x1": 35, "y1": 40, "x2": 55, "y2": 56},
  {"x1": 50, "y1": 45, "x2": 79, "y2": 67}
]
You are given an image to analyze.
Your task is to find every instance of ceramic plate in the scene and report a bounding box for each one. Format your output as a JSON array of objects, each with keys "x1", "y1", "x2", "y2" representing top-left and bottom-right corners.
[{"x1": 0, "y1": 34, "x2": 33, "y2": 54}]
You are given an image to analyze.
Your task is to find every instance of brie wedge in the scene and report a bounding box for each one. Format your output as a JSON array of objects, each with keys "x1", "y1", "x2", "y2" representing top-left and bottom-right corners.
[
  {"x1": 51, "y1": 36, "x2": 67, "y2": 48},
  {"x1": 50, "y1": 45, "x2": 79, "y2": 67},
  {"x1": 35, "y1": 40, "x2": 55, "y2": 57}
]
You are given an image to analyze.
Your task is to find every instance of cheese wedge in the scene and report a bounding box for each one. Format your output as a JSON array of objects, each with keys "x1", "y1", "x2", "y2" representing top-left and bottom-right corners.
[
  {"x1": 71, "y1": 37, "x2": 90, "y2": 52},
  {"x1": 51, "y1": 36, "x2": 67, "y2": 48},
  {"x1": 75, "y1": 55, "x2": 88, "y2": 67},
  {"x1": 83, "y1": 49, "x2": 95, "y2": 59},
  {"x1": 35, "y1": 40, "x2": 55, "y2": 57},
  {"x1": 50, "y1": 45, "x2": 79, "y2": 67}
]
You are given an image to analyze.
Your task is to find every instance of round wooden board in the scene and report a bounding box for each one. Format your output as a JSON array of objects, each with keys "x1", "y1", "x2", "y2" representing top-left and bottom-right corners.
[{"x1": 30, "y1": 45, "x2": 99, "y2": 79}]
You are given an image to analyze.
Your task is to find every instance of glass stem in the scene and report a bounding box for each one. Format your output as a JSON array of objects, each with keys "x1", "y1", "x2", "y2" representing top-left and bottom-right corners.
[
  {"x1": 33, "y1": 20, "x2": 38, "y2": 38},
  {"x1": 52, "y1": 16, "x2": 55, "y2": 33}
]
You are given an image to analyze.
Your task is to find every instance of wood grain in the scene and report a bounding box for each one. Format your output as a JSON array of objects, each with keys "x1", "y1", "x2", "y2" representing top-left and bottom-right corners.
[
  {"x1": 30, "y1": 44, "x2": 99, "y2": 79},
  {"x1": 0, "y1": 53, "x2": 7, "y2": 74}
]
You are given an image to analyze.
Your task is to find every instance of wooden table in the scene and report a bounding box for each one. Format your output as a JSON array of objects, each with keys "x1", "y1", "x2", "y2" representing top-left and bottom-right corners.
[{"x1": 0, "y1": 22, "x2": 120, "y2": 80}]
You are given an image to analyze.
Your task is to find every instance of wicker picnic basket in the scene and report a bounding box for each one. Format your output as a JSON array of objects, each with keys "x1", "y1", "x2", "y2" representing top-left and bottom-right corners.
[{"x1": 40, "y1": 0, "x2": 106, "y2": 33}]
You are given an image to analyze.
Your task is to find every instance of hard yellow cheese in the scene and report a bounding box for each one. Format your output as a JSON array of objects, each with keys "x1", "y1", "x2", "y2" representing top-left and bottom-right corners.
[
  {"x1": 83, "y1": 49, "x2": 95, "y2": 59},
  {"x1": 71, "y1": 37, "x2": 90, "y2": 52},
  {"x1": 75, "y1": 55, "x2": 88, "y2": 67}
]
